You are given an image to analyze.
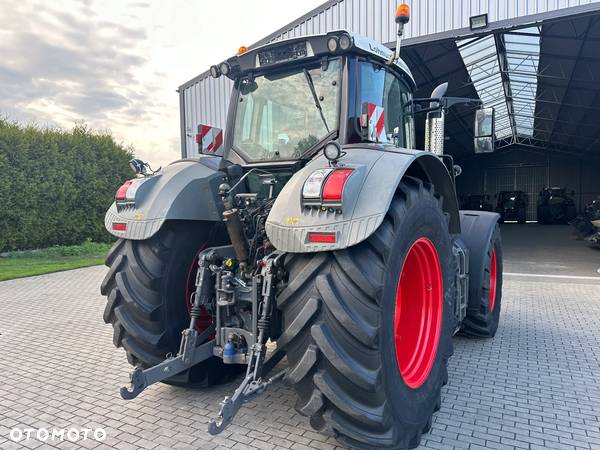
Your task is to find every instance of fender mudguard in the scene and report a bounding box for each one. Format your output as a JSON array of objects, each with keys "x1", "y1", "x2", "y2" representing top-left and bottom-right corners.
[
  {"x1": 265, "y1": 145, "x2": 460, "y2": 253},
  {"x1": 105, "y1": 157, "x2": 226, "y2": 240},
  {"x1": 457, "y1": 210, "x2": 500, "y2": 302}
]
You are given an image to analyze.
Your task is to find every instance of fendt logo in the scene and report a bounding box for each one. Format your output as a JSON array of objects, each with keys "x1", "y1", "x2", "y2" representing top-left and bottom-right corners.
[{"x1": 368, "y1": 42, "x2": 388, "y2": 57}]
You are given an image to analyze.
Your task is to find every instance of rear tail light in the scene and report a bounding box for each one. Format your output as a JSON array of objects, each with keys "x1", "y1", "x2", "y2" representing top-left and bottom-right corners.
[
  {"x1": 322, "y1": 169, "x2": 353, "y2": 202},
  {"x1": 115, "y1": 178, "x2": 147, "y2": 203},
  {"x1": 302, "y1": 168, "x2": 353, "y2": 204},
  {"x1": 115, "y1": 180, "x2": 134, "y2": 201},
  {"x1": 307, "y1": 232, "x2": 336, "y2": 243}
]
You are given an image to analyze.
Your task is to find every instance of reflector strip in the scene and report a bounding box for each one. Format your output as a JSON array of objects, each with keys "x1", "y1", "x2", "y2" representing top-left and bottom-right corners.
[
  {"x1": 198, "y1": 124, "x2": 224, "y2": 155},
  {"x1": 112, "y1": 223, "x2": 127, "y2": 232},
  {"x1": 322, "y1": 169, "x2": 353, "y2": 201},
  {"x1": 307, "y1": 232, "x2": 336, "y2": 243},
  {"x1": 365, "y1": 103, "x2": 387, "y2": 142}
]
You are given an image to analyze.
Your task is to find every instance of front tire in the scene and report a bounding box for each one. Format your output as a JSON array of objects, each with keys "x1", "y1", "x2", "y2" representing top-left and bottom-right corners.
[
  {"x1": 100, "y1": 221, "x2": 242, "y2": 387},
  {"x1": 277, "y1": 178, "x2": 455, "y2": 449}
]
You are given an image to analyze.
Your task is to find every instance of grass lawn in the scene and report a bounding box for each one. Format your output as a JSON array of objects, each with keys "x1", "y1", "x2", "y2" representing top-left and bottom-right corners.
[{"x1": 0, "y1": 241, "x2": 112, "y2": 282}]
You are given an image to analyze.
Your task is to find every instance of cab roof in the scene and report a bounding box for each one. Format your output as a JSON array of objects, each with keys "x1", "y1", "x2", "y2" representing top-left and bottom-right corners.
[{"x1": 214, "y1": 30, "x2": 416, "y2": 88}]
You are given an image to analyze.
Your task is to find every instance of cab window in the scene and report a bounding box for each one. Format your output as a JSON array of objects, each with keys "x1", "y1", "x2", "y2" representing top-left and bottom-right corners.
[{"x1": 358, "y1": 61, "x2": 414, "y2": 149}]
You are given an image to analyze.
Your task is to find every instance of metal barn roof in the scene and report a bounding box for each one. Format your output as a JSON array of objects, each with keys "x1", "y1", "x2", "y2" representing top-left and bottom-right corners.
[{"x1": 402, "y1": 4, "x2": 600, "y2": 158}]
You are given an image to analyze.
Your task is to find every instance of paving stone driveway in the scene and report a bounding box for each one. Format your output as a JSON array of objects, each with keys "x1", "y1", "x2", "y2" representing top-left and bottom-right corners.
[{"x1": 0, "y1": 266, "x2": 599, "y2": 450}]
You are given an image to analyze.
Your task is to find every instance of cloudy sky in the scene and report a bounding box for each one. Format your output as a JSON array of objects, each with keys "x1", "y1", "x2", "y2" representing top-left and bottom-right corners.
[{"x1": 0, "y1": 0, "x2": 325, "y2": 166}]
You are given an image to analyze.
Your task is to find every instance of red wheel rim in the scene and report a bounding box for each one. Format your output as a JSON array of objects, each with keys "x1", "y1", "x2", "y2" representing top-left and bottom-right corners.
[
  {"x1": 489, "y1": 248, "x2": 497, "y2": 312},
  {"x1": 185, "y1": 248, "x2": 212, "y2": 333},
  {"x1": 394, "y1": 237, "x2": 443, "y2": 389}
]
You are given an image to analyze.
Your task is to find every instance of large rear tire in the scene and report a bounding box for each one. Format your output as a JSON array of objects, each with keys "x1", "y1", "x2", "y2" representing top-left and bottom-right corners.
[
  {"x1": 277, "y1": 178, "x2": 455, "y2": 449},
  {"x1": 100, "y1": 221, "x2": 242, "y2": 387}
]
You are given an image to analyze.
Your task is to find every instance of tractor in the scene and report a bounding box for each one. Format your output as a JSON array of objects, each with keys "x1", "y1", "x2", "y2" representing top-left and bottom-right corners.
[
  {"x1": 496, "y1": 190, "x2": 528, "y2": 224},
  {"x1": 537, "y1": 187, "x2": 577, "y2": 224},
  {"x1": 100, "y1": 5, "x2": 503, "y2": 449}
]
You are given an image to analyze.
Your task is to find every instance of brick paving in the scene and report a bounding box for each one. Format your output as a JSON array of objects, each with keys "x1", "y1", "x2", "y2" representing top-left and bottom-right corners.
[{"x1": 0, "y1": 266, "x2": 599, "y2": 449}]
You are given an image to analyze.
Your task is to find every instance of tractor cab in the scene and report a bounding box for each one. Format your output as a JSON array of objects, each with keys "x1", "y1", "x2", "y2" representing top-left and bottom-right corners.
[
  {"x1": 202, "y1": 22, "x2": 492, "y2": 169},
  {"x1": 204, "y1": 30, "x2": 418, "y2": 166}
]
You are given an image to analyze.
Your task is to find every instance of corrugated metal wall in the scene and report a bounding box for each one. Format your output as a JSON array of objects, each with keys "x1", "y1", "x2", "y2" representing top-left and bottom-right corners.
[
  {"x1": 180, "y1": 0, "x2": 600, "y2": 157},
  {"x1": 181, "y1": 74, "x2": 232, "y2": 156}
]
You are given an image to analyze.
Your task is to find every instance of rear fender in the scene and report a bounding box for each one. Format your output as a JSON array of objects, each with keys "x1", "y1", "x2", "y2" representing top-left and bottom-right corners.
[
  {"x1": 265, "y1": 146, "x2": 460, "y2": 253},
  {"x1": 457, "y1": 210, "x2": 501, "y2": 308},
  {"x1": 105, "y1": 157, "x2": 226, "y2": 240}
]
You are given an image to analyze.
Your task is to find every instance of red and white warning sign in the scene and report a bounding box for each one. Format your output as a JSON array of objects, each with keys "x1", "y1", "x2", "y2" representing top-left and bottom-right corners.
[
  {"x1": 360, "y1": 102, "x2": 387, "y2": 143},
  {"x1": 195, "y1": 124, "x2": 224, "y2": 155}
]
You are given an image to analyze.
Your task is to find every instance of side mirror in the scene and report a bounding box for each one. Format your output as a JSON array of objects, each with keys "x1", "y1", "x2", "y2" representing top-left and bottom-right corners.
[
  {"x1": 429, "y1": 82, "x2": 448, "y2": 106},
  {"x1": 196, "y1": 124, "x2": 224, "y2": 156},
  {"x1": 474, "y1": 107, "x2": 495, "y2": 153}
]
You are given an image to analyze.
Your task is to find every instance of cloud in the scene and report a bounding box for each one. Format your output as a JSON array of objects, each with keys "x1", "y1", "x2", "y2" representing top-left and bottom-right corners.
[
  {"x1": 0, "y1": 1, "x2": 156, "y2": 132},
  {"x1": 0, "y1": 0, "x2": 330, "y2": 167}
]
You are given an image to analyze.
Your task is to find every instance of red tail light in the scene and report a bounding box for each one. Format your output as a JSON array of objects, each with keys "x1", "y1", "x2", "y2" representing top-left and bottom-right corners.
[
  {"x1": 115, "y1": 180, "x2": 134, "y2": 201},
  {"x1": 307, "y1": 232, "x2": 337, "y2": 243},
  {"x1": 322, "y1": 169, "x2": 353, "y2": 201}
]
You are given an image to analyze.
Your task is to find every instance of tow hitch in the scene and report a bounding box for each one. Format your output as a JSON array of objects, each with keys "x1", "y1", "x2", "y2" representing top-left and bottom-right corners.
[
  {"x1": 209, "y1": 253, "x2": 286, "y2": 434},
  {"x1": 119, "y1": 250, "x2": 287, "y2": 435},
  {"x1": 120, "y1": 326, "x2": 216, "y2": 400},
  {"x1": 208, "y1": 369, "x2": 286, "y2": 434},
  {"x1": 120, "y1": 249, "x2": 223, "y2": 400}
]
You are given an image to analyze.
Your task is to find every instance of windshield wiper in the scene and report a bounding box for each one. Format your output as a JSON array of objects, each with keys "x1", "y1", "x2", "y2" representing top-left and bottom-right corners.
[{"x1": 303, "y1": 68, "x2": 330, "y2": 133}]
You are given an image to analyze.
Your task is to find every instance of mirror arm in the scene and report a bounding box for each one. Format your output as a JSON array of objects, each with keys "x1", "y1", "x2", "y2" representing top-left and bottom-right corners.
[
  {"x1": 405, "y1": 97, "x2": 482, "y2": 115},
  {"x1": 440, "y1": 97, "x2": 482, "y2": 109}
]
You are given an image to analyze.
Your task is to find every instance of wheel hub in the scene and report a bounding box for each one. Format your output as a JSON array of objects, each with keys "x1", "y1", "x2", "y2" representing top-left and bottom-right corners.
[{"x1": 394, "y1": 237, "x2": 443, "y2": 389}]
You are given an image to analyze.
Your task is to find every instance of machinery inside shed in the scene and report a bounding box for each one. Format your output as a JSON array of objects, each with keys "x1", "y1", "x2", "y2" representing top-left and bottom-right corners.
[{"x1": 401, "y1": 7, "x2": 600, "y2": 222}]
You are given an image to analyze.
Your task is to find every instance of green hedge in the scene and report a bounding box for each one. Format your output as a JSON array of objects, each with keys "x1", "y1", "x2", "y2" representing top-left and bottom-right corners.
[{"x1": 0, "y1": 119, "x2": 133, "y2": 251}]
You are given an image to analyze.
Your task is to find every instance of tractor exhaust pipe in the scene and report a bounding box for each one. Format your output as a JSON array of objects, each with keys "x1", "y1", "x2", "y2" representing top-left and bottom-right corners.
[
  {"x1": 424, "y1": 82, "x2": 449, "y2": 156},
  {"x1": 425, "y1": 110, "x2": 446, "y2": 156}
]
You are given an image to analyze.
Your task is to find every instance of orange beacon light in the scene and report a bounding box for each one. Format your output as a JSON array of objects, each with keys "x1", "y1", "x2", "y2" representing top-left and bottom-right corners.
[{"x1": 396, "y1": 4, "x2": 410, "y2": 24}]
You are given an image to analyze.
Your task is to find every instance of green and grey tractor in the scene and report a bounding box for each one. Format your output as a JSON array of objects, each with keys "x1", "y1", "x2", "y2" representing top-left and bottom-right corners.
[{"x1": 100, "y1": 6, "x2": 503, "y2": 449}]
